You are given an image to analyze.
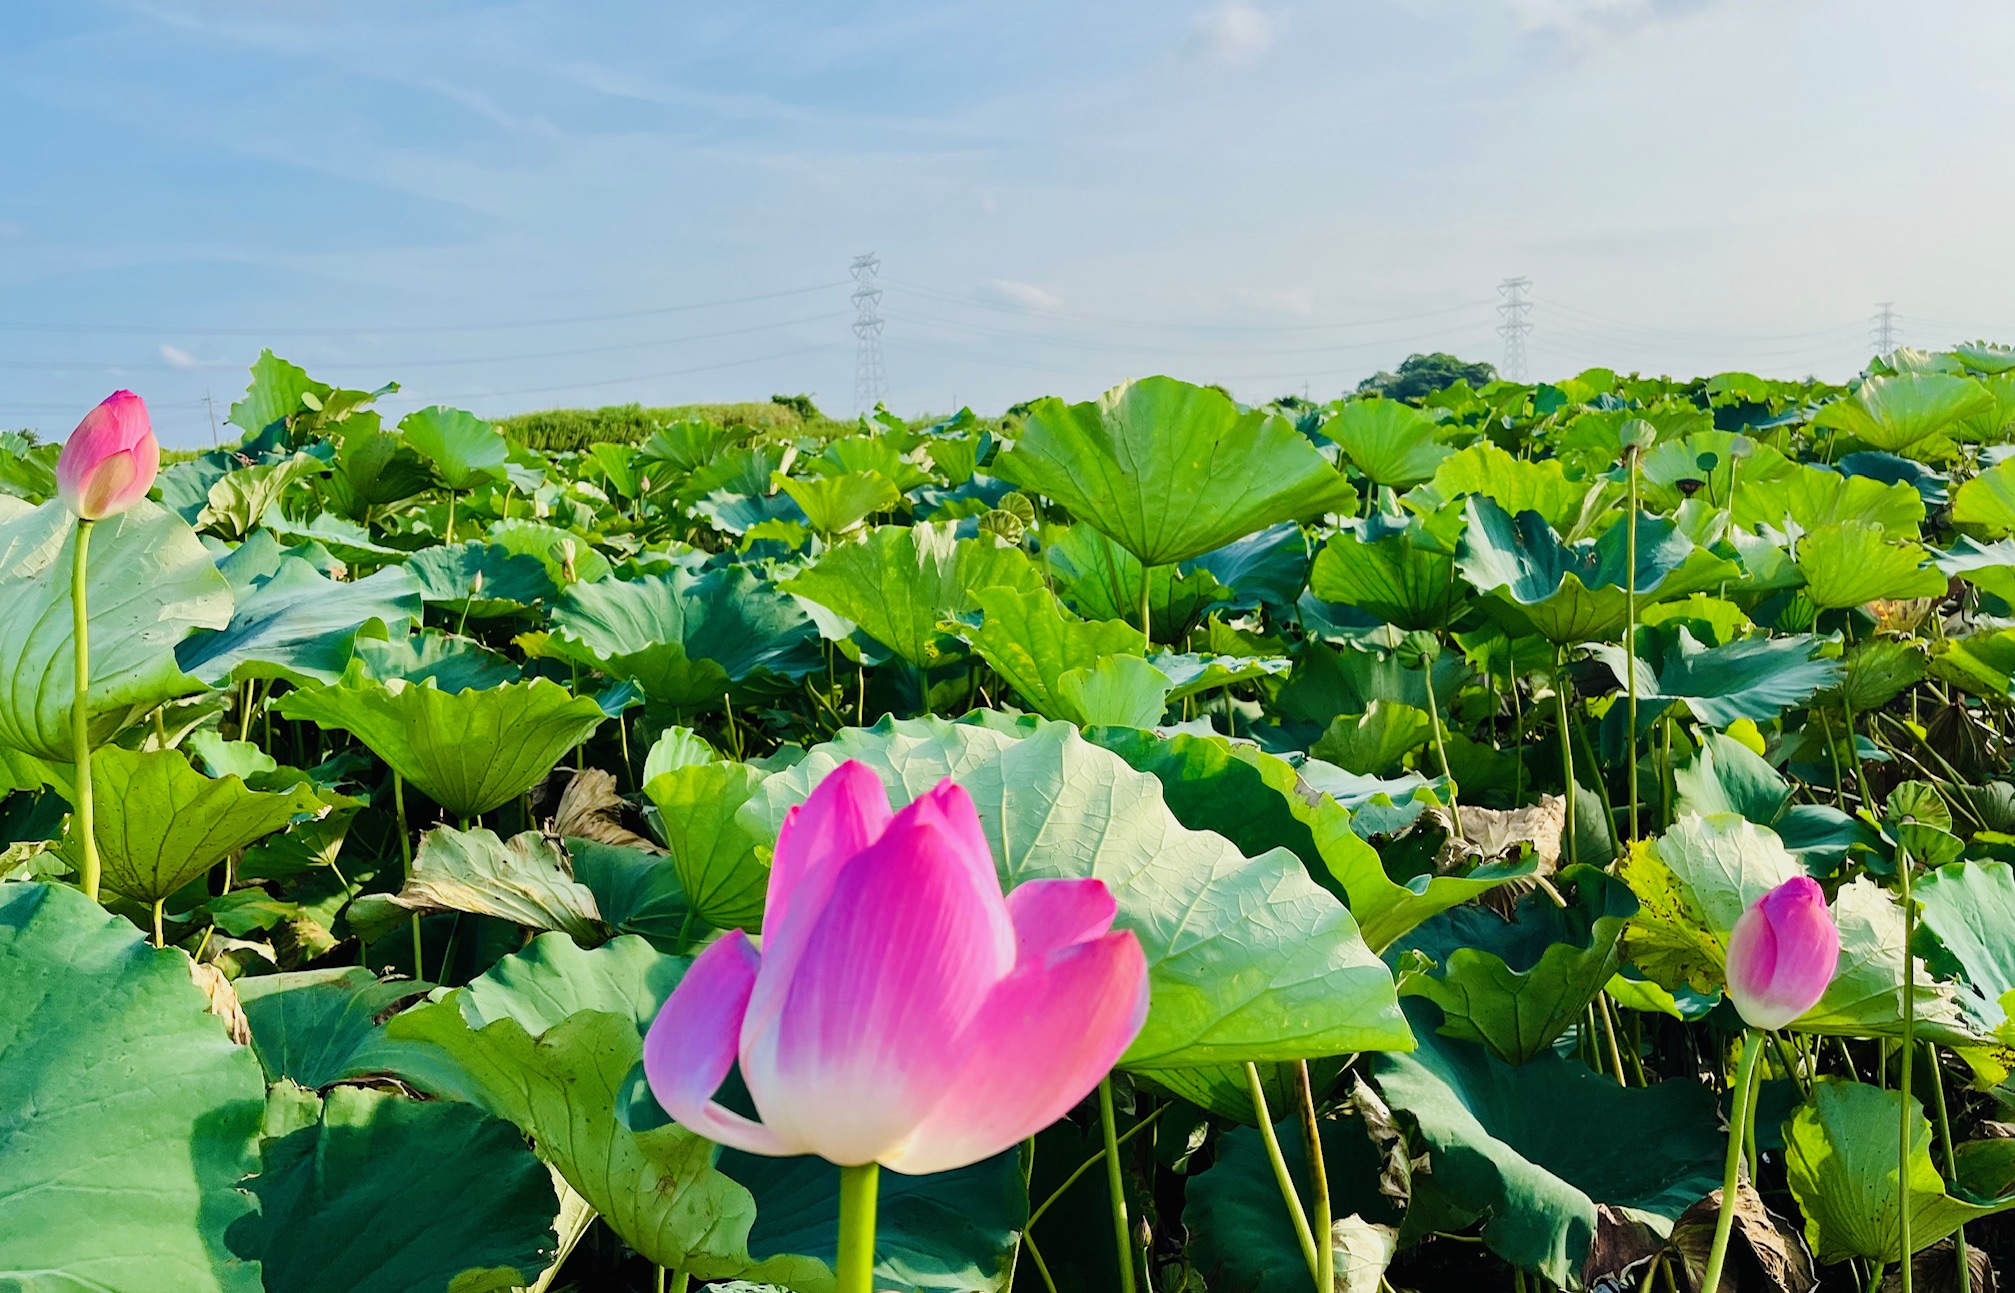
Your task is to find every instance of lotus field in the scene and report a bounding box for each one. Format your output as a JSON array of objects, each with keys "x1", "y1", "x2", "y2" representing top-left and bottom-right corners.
[{"x1": 21, "y1": 347, "x2": 2015, "y2": 1293}]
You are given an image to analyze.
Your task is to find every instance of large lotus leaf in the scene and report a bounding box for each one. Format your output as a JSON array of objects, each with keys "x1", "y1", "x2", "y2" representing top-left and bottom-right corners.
[
  {"x1": 1312, "y1": 701, "x2": 1434, "y2": 777},
  {"x1": 548, "y1": 566, "x2": 821, "y2": 708},
  {"x1": 1309, "y1": 515, "x2": 1470, "y2": 632},
  {"x1": 176, "y1": 551, "x2": 422, "y2": 685},
  {"x1": 353, "y1": 628, "x2": 521, "y2": 692},
  {"x1": 1914, "y1": 860, "x2": 2015, "y2": 1042},
  {"x1": 228, "y1": 348, "x2": 329, "y2": 437},
  {"x1": 0, "y1": 882, "x2": 265, "y2": 1290},
  {"x1": 641, "y1": 419, "x2": 740, "y2": 473},
  {"x1": 1931, "y1": 628, "x2": 2015, "y2": 700},
  {"x1": 1811, "y1": 372, "x2": 1994, "y2": 451},
  {"x1": 1145, "y1": 650, "x2": 1291, "y2": 702},
  {"x1": 1732, "y1": 461, "x2": 1926, "y2": 538},
  {"x1": 1326, "y1": 398, "x2": 1454, "y2": 488},
  {"x1": 1589, "y1": 628, "x2": 1841, "y2": 726},
  {"x1": 774, "y1": 470, "x2": 900, "y2": 536},
  {"x1": 642, "y1": 760, "x2": 769, "y2": 933},
  {"x1": 63, "y1": 745, "x2": 321, "y2": 903},
  {"x1": 381, "y1": 935, "x2": 1022, "y2": 1289},
  {"x1": 1672, "y1": 732, "x2": 1868, "y2": 872},
  {"x1": 483, "y1": 519, "x2": 613, "y2": 585},
  {"x1": 1827, "y1": 637, "x2": 1929, "y2": 712},
  {"x1": 0, "y1": 434, "x2": 59, "y2": 502},
  {"x1": 380, "y1": 825, "x2": 605, "y2": 941},
  {"x1": 1618, "y1": 815, "x2": 1973, "y2": 1044},
  {"x1": 1393, "y1": 866, "x2": 1636, "y2": 1065},
  {"x1": 1636, "y1": 431, "x2": 1795, "y2": 514},
  {"x1": 1274, "y1": 637, "x2": 1469, "y2": 730},
  {"x1": 323, "y1": 415, "x2": 434, "y2": 519},
  {"x1": 1934, "y1": 535, "x2": 2015, "y2": 608},
  {"x1": 1953, "y1": 458, "x2": 2015, "y2": 538},
  {"x1": 401, "y1": 405, "x2": 509, "y2": 491},
  {"x1": 815, "y1": 434, "x2": 935, "y2": 491},
  {"x1": 1053, "y1": 654, "x2": 1173, "y2": 728},
  {"x1": 230, "y1": 1084, "x2": 558, "y2": 1292},
  {"x1": 0, "y1": 499, "x2": 233, "y2": 760},
  {"x1": 1784, "y1": 1080, "x2": 2015, "y2": 1265},
  {"x1": 993, "y1": 376, "x2": 1357, "y2": 567},
  {"x1": 569, "y1": 840, "x2": 694, "y2": 953},
  {"x1": 279, "y1": 675, "x2": 604, "y2": 818},
  {"x1": 1182, "y1": 521, "x2": 1311, "y2": 611},
  {"x1": 1042, "y1": 522, "x2": 1233, "y2": 641},
  {"x1": 678, "y1": 444, "x2": 790, "y2": 506},
  {"x1": 262, "y1": 511, "x2": 406, "y2": 565},
  {"x1": 1794, "y1": 521, "x2": 1947, "y2": 610},
  {"x1": 1371, "y1": 1001, "x2": 1724, "y2": 1286},
  {"x1": 781, "y1": 522, "x2": 1046, "y2": 669},
  {"x1": 1414, "y1": 441, "x2": 1589, "y2": 534},
  {"x1": 197, "y1": 451, "x2": 329, "y2": 541},
  {"x1": 956, "y1": 585, "x2": 1146, "y2": 720},
  {"x1": 1088, "y1": 726, "x2": 1531, "y2": 955},
  {"x1": 744, "y1": 717, "x2": 1413, "y2": 1067},
  {"x1": 404, "y1": 540, "x2": 559, "y2": 618},
  {"x1": 234, "y1": 966, "x2": 440, "y2": 1088}
]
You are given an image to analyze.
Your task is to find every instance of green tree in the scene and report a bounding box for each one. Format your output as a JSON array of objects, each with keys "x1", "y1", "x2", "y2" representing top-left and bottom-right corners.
[{"x1": 1357, "y1": 352, "x2": 1498, "y2": 401}]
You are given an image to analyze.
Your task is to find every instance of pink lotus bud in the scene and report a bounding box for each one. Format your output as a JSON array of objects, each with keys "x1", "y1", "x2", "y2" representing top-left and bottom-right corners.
[
  {"x1": 644, "y1": 760, "x2": 1149, "y2": 1173},
  {"x1": 1725, "y1": 876, "x2": 1840, "y2": 1030},
  {"x1": 56, "y1": 391, "x2": 159, "y2": 520}
]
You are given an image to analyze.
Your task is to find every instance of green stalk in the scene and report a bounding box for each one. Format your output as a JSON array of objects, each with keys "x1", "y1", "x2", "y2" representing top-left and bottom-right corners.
[
  {"x1": 1293, "y1": 1060, "x2": 1333, "y2": 1293},
  {"x1": 1139, "y1": 574, "x2": 1153, "y2": 646},
  {"x1": 69, "y1": 519, "x2": 100, "y2": 902},
  {"x1": 1899, "y1": 839, "x2": 1918, "y2": 1293},
  {"x1": 1421, "y1": 652, "x2": 1463, "y2": 842},
  {"x1": 1699, "y1": 1033, "x2": 1766, "y2": 1293},
  {"x1": 1554, "y1": 649, "x2": 1579, "y2": 867},
  {"x1": 394, "y1": 772, "x2": 421, "y2": 977},
  {"x1": 835, "y1": 1162, "x2": 879, "y2": 1293},
  {"x1": 1245, "y1": 1063, "x2": 1318, "y2": 1284},
  {"x1": 1926, "y1": 1045, "x2": 1971, "y2": 1293},
  {"x1": 445, "y1": 491, "x2": 457, "y2": 544},
  {"x1": 1625, "y1": 461, "x2": 1641, "y2": 842},
  {"x1": 1099, "y1": 1078, "x2": 1141, "y2": 1293},
  {"x1": 152, "y1": 898, "x2": 166, "y2": 949}
]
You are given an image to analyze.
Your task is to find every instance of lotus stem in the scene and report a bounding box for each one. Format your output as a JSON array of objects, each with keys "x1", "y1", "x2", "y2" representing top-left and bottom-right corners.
[
  {"x1": 1421, "y1": 653, "x2": 1463, "y2": 842},
  {"x1": 445, "y1": 490, "x2": 457, "y2": 544},
  {"x1": 1244, "y1": 1062, "x2": 1318, "y2": 1285},
  {"x1": 394, "y1": 771, "x2": 421, "y2": 977},
  {"x1": 1139, "y1": 575, "x2": 1153, "y2": 645},
  {"x1": 1927, "y1": 1044, "x2": 1970, "y2": 1293},
  {"x1": 1099, "y1": 1077, "x2": 1141, "y2": 1293},
  {"x1": 1554, "y1": 649, "x2": 1578, "y2": 866},
  {"x1": 152, "y1": 898, "x2": 165, "y2": 949},
  {"x1": 835, "y1": 1161, "x2": 879, "y2": 1293},
  {"x1": 1597, "y1": 992, "x2": 1628, "y2": 1087},
  {"x1": 1293, "y1": 1060, "x2": 1333, "y2": 1293},
  {"x1": 69, "y1": 518, "x2": 100, "y2": 902},
  {"x1": 1625, "y1": 461, "x2": 1641, "y2": 842},
  {"x1": 1700, "y1": 1031, "x2": 1765, "y2": 1293},
  {"x1": 1899, "y1": 837, "x2": 1918, "y2": 1293}
]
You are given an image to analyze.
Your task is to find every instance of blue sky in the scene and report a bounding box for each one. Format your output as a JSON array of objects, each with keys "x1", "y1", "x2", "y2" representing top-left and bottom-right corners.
[{"x1": 5, "y1": 0, "x2": 2015, "y2": 446}]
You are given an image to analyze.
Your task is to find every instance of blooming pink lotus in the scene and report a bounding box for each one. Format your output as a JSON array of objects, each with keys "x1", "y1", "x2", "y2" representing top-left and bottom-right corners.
[
  {"x1": 644, "y1": 760, "x2": 1149, "y2": 1174},
  {"x1": 1725, "y1": 876, "x2": 1840, "y2": 1030},
  {"x1": 57, "y1": 390, "x2": 159, "y2": 520}
]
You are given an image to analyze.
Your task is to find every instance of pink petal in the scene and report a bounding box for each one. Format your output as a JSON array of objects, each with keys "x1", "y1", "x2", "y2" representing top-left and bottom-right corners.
[
  {"x1": 58, "y1": 391, "x2": 158, "y2": 520},
  {"x1": 1726, "y1": 876, "x2": 1838, "y2": 1030},
  {"x1": 740, "y1": 809, "x2": 1014, "y2": 1166},
  {"x1": 768, "y1": 760, "x2": 893, "y2": 927},
  {"x1": 881, "y1": 929, "x2": 1150, "y2": 1176},
  {"x1": 641, "y1": 930, "x2": 795, "y2": 1156},
  {"x1": 1007, "y1": 878, "x2": 1118, "y2": 960}
]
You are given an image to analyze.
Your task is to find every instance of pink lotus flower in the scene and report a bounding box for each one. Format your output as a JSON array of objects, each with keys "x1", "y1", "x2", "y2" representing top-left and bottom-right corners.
[
  {"x1": 57, "y1": 391, "x2": 159, "y2": 520},
  {"x1": 1725, "y1": 876, "x2": 1840, "y2": 1030},
  {"x1": 644, "y1": 760, "x2": 1149, "y2": 1174}
]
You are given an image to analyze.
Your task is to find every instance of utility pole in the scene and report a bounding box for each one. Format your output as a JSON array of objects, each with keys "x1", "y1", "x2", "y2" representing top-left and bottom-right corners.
[
  {"x1": 1497, "y1": 277, "x2": 1533, "y2": 382},
  {"x1": 1872, "y1": 301, "x2": 1900, "y2": 354},
  {"x1": 851, "y1": 254, "x2": 887, "y2": 413},
  {"x1": 203, "y1": 391, "x2": 219, "y2": 448}
]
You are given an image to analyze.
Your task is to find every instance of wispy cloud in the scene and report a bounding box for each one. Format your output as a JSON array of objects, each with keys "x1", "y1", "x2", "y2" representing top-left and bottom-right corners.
[
  {"x1": 159, "y1": 344, "x2": 204, "y2": 369},
  {"x1": 1193, "y1": 3, "x2": 1275, "y2": 64},
  {"x1": 988, "y1": 280, "x2": 1062, "y2": 310}
]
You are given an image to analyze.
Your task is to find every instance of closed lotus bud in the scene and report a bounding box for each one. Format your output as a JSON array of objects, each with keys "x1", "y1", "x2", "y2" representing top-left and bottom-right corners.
[
  {"x1": 57, "y1": 391, "x2": 159, "y2": 520},
  {"x1": 1725, "y1": 876, "x2": 1840, "y2": 1030}
]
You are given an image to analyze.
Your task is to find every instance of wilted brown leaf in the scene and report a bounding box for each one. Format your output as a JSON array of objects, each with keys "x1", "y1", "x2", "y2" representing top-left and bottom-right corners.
[
  {"x1": 1670, "y1": 1183, "x2": 1816, "y2": 1293},
  {"x1": 552, "y1": 767, "x2": 663, "y2": 853}
]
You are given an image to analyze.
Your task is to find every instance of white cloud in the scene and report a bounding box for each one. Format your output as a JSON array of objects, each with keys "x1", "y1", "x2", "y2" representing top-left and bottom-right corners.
[
  {"x1": 1193, "y1": 3, "x2": 1274, "y2": 64},
  {"x1": 1504, "y1": 0, "x2": 1692, "y2": 35},
  {"x1": 988, "y1": 279, "x2": 1062, "y2": 310},
  {"x1": 159, "y1": 344, "x2": 201, "y2": 368}
]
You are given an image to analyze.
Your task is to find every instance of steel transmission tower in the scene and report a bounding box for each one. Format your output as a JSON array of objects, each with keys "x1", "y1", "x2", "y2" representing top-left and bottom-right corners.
[
  {"x1": 1497, "y1": 277, "x2": 1533, "y2": 381},
  {"x1": 1872, "y1": 301, "x2": 1900, "y2": 354},
  {"x1": 851, "y1": 254, "x2": 888, "y2": 412}
]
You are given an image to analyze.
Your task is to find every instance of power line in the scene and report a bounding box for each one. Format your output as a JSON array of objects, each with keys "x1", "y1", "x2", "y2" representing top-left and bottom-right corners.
[
  {"x1": 414, "y1": 341, "x2": 848, "y2": 406},
  {"x1": 851, "y1": 254, "x2": 888, "y2": 413},
  {"x1": 879, "y1": 307, "x2": 1483, "y2": 360},
  {"x1": 1497, "y1": 277, "x2": 1533, "y2": 382},
  {"x1": 882, "y1": 277, "x2": 1495, "y2": 333},
  {"x1": 1543, "y1": 300, "x2": 1868, "y2": 344}
]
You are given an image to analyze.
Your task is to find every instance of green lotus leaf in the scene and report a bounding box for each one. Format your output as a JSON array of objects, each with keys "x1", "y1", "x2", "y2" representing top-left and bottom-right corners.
[
  {"x1": 379, "y1": 825, "x2": 605, "y2": 941},
  {"x1": 1731, "y1": 460, "x2": 1926, "y2": 538},
  {"x1": 746, "y1": 716, "x2": 1412, "y2": 1067},
  {"x1": 781, "y1": 521, "x2": 1046, "y2": 669},
  {"x1": 548, "y1": 566, "x2": 822, "y2": 710},
  {"x1": 1325, "y1": 398, "x2": 1454, "y2": 488},
  {"x1": 1088, "y1": 726, "x2": 1531, "y2": 954},
  {"x1": 401, "y1": 405, "x2": 510, "y2": 491},
  {"x1": 1672, "y1": 731, "x2": 1869, "y2": 872},
  {"x1": 1312, "y1": 701, "x2": 1434, "y2": 776},
  {"x1": 191, "y1": 450, "x2": 331, "y2": 542},
  {"x1": 353, "y1": 628, "x2": 521, "y2": 692},
  {"x1": 677, "y1": 444, "x2": 789, "y2": 505},
  {"x1": 774, "y1": 470, "x2": 901, "y2": 537},
  {"x1": 1811, "y1": 372, "x2": 1995, "y2": 452},
  {"x1": 1183, "y1": 521, "x2": 1311, "y2": 611},
  {"x1": 992, "y1": 376, "x2": 1356, "y2": 567},
  {"x1": 1935, "y1": 535, "x2": 2015, "y2": 608},
  {"x1": 322, "y1": 414, "x2": 435, "y2": 519},
  {"x1": 1954, "y1": 343, "x2": 2015, "y2": 376},
  {"x1": 0, "y1": 882, "x2": 265, "y2": 1290},
  {"x1": 1042, "y1": 522, "x2": 1233, "y2": 641},
  {"x1": 0, "y1": 433, "x2": 59, "y2": 502},
  {"x1": 485, "y1": 519, "x2": 613, "y2": 585},
  {"x1": 1047, "y1": 653, "x2": 1171, "y2": 728},
  {"x1": 59, "y1": 745, "x2": 320, "y2": 903},
  {"x1": 1309, "y1": 512, "x2": 1471, "y2": 631},
  {"x1": 1793, "y1": 521, "x2": 1948, "y2": 610},
  {"x1": 405, "y1": 539, "x2": 560, "y2": 618},
  {"x1": 0, "y1": 499, "x2": 233, "y2": 760},
  {"x1": 1589, "y1": 628, "x2": 1840, "y2": 726},
  {"x1": 641, "y1": 724, "x2": 720, "y2": 781},
  {"x1": 583, "y1": 441, "x2": 644, "y2": 498},
  {"x1": 230, "y1": 1085, "x2": 557, "y2": 1291},
  {"x1": 1954, "y1": 457, "x2": 2015, "y2": 539},
  {"x1": 1371, "y1": 1000, "x2": 1724, "y2": 1286},
  {"x1": 1914, "y1": 860, "x2": 2015, "y2": 1042},
  {"x1": 954, "y1": 585, "x2": 1146, "y2": 720},
  {"x1": 235, "y1": 966, "x2": 442, "y2": 1088},
  {"x1": 176, "y1": 542, "x2": 423, "y2": 685},
  {"x1": 642, "y1": 759, "x2": 769, "y2": 933},
  {"x1": 815, "y1": 433, "x2": 935, "y2": 491},
  {"x1": 1784, "y1": 1080, "x2": 2015, "y2": 1265},
  {"x1": 1415, "y1": 441, "x2": 1590, "y2": 534},
  {"x1": 1393, "y1": 865, "x2": 1637, "y2": 1065},
  {"x1": 1635, "y1": 431, "x2": 1794, "y2": 514},
  {"x1": 1144, "y1": 650, "x2": 1292, "y2": 702},
  {"x1": 569, "y1": 839, "x2": 695, "y2": 953},
  {"x1": 261, "y1": 511, "x2": 406, "y2": 564},
  {"x1": 641, "y1": 419, "x2": 742, "y2": 474},
  {"x1": 228, "y1": 348, "x2": 329, "y2": 438},
  {"x1": 1930, "y1": 628, "x2": 2015, "y2": 699},
  {"x1": 278, "y1": 675, "x2": 604, "y2": 818},
  {"x1": 1825, "y1": 637, "x2": 1929, "y2": 712}
]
